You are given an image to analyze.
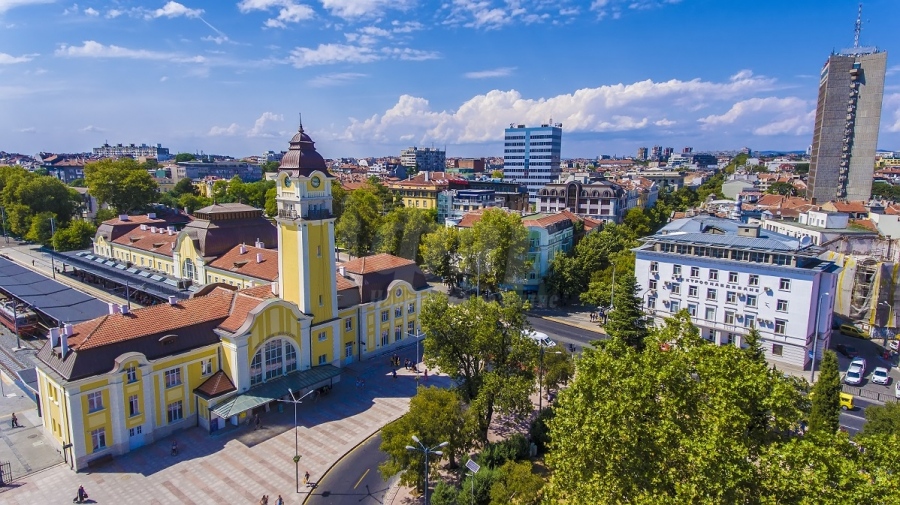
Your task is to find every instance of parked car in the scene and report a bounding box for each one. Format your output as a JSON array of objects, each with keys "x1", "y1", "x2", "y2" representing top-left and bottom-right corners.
[
  {"x1": 525, "y1": 330, "x2": 556, "y2": 348},
  {"x1": 839, "y1": 324, "x2": 869, "y2": 339},
  {"x1": 844, "y1": 363, "x2": 865, "y2": 385},
  {"x1": 890, "y1": 340, "x2": 899, "y2": 352},
  {"x1": 895, "y1": 381, "x2": 900, "y2": 399},
  {"x1": 839, "y1": 392, "x2": 855, "y2": 411},
  {"x1": 871, "y1": 367, "x2": 890, "y2": 385},
  {"x1": 835, "y1": 344, "x2": 859, "y2": 358},
  {"x1": 849, "y1": 357, "x2": 867, "y2": 374}
]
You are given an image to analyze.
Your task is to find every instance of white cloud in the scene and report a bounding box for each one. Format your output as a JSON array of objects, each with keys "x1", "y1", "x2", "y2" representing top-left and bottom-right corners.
[
  {"x1": 105, "y1": 8, "x2": 123, "y2": 18},
  {"x1": 55, "y1": 41, "x2": 206, "y2": 64},
  {"x1": 151, "y1": 1, "x2": 203, "y2": 19},
  {"x1": 391, "y1": 20, "x2": 423, "y2": 33},
  {"x1": 18, "y1": 127, "x2": 36, "y2": 133},
  {"x1": 308, "y1": 72, "x2": 367, "y2": 87},
  {"x1": 202, "y1": 35, "x2": 230, "y2": 44},
  {"x1": 247, "y1": 112, "x2": 284, "y2": 137},
  {"x1": 381, "y1": 47, "x2": 439, "y2": 61},
  {"x1": 341, "y1": 71, "x2": 780, "y2": 144},
  {"x1": 208, "y1": 123, "x2": 240, "y2": 136},
  {"x1": 884, "y1": 93, "x2": 900, "y2": 133},
  {"x1": 0, "y1": 0, "x2": 54, "y2": 14},
  {"x1": 289, "y1": 43, "x2": 378, "y2": 67},
  {"x1": 79, "y1": 125, "x2": 106, "y2": 133},
  {"x1": 160, "y1": 75, "x2": 168, "y2": 82},
  {"x1": 698, "y1": 96, "x2": 810, "y2": 133},
  {"x1": 320, "y1": 0, "x2": 413, "y2": 19},
  {"x1": 62, "y1": 3, "x2": 78, "y2": 15},
  {"x1": 443, "y1": 0, "x2": 596, "y2": 29},
  {"x1": 0, "y1": 52, "x2": 37, "y2": 64},
  {"x1": 590, "y1": 0, "x2": 678, "y2": 20},
  {"x1": 237, "y1": 0, "x2": 314, "y2": 28},
  {"x1": 464, "y1": 67, "x2": 515, "y2": 79},
  {"x1": 83, "y1": 6, "x2": 98, "y2": 16}
]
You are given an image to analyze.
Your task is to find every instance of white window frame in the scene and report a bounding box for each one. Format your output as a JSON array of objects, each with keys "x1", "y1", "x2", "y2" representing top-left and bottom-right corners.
[
  {"x1": 709, "y1": 269, "x2": 718, "y2": 281},
  {"x1": 167, "y1": 400, "x2": 183, "y2": 423},
  {"x1": 779, "y1": 278, "x2": 791, "y2": 291},
  {"x1": 345, "y1": 318, "x2": 353, "y2": 331},
  {"x1": 688, "y1": 285, "x2": 698, "y2": 298},
  {"x1": 128, "y1": 394, "x2": 140, "y2": 417},
  {"x1": 776, "y1": 299, "x2": 788, "y2": 312},
  {"x1": 687, "y1": 303, "x2": 697, "y2": 317},
  {"x1": 690, "y1": 266, "x2": 700, "y2": 278},
  {"x1": 774, "y1": 319, "x2": 787, "y2": 335},
  {"x1": 728, "y1": 272, "x2": 738, "y2": 283},
  {"x1": 650, "y1": 261, "x2": 659, "y2": 273},
  {"x1": 91, "y1": 428, "x2": 106, "y2": 451},
  {"x1": 705, "y1": 306, "x2": 716, "y2": 321},
  {"x1": 746, "y1": 294, "x2": 757, "y2": 308},
  {"x1": 87, "y1": 391, "x2": 104, "y2": 412},
  {"x1": 125, "y1": 366, "x2": 137, "y2": 383},
  {"x1": 381, "y1": 310, "x2": 389, "y2": 322},
  {"x1": 726, "y1": 291, "x2": 737, "y2": 304},
  {"x1": 673, "y1": 265, "x2": 682, "y2": 276},
  {"x1": 164, "y1": 368, "x2": 182, "y2": 389},
  {"x1": 706, "y1": 288, "x2": 717, "y2": 301},
  {"x1": 749, "y1": 275, "x2": 759, "y2": 286}
]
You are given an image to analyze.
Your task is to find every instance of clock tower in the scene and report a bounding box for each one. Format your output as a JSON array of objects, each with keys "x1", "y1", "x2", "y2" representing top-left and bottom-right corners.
[{"x1": 274, "y1": 123, "x2": 338, "y2": 324}]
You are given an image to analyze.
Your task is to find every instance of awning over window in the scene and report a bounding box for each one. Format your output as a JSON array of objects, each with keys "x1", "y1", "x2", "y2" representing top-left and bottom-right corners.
[{"x1": 209, "y1": 365, "x2": 341, "y2": 419}]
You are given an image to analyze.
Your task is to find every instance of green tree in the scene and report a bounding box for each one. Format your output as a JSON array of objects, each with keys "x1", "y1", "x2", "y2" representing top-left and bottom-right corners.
[
  {"x1": 171, "y1": 177, "x2": 197, "y2": 197},
  {"x1": 604, "y1": 273, "x2": 648, "y2": 349},
  {"x1": 376, "y1": 207, "x2": 437, "y2": 261},
  {"x1": 174, "y1": 153, "x2": 196, "y2": 162},
  {"x1": 622, "y1": 207, "x2": 652, "y2": 237},
  {"x1": 93, "y1": 208, "x2": 117, "y2": 225},
  {"x1": 420, "y1": 293, "x2": 535, "y2": 440},
  {"x1": 261, "y1": 160, "x2": 280, "y2": 173},
  {"x1": 458, "y1": 208, "x2": 531, "y2": 294},
  {"x1": 69, "y1": 178, "x2": 86, "y2": 187},
  {"x1": 421, "y1": 226, "x2": 461, "y2": 286},
  {"x1": 545, "y1": 313, "x2": 806, "y2": 504},
  {"x1": 540, "y1": 346, "x2": 574, "y2": 397},
  {"x1": 264, "y1": 187, "x2": 277, "y2": 217},
  {"x1": 766, "y1": 181, "x2": 795, "y2": 196},
  {"x1": 140, "y1": 158, "x2": 159, "y2": 171},
  {"x1": 490, "y1": 169, "x2": 503, "y2": 179},
  {"x1": 52, "y1": 220, "x2": 97, "y2": 251},
  {"x1": 179, "y1": 194, "x2": 211, "y2": 213},
  {"x1": 335, "y1": 188, "x2": 382, "y2": 257},
  {"x1": 84, "y1": 158, "x2": 159, "y2": 213},
  {"x1": 794, "y1": 163, "x2": 809, "y2": 175},
  {"x1": 808, "y1": 350, "x2": 841, "y2": 435},
  {"x1": 431, "y1": 481, "x2": 460, "y2": 505},
  {"x1": 25, "y1": 211, "x2": 55, "y2": 244},
  {"x1": 858, "y1": 400, "x2": 900, "y2": 438},
  {"x1": 331, "y1": 179, "x2": 347, "y2": 220},
  {"x1": 0, "y1": 167, "x2": 81, "y2": 236},
  {"x1": 743, "y1": 326, "x2": 765, "y2": 364},
  {"x1": 488, "y1": 460, "x2": 543, "y2": 505},
  {"x1": 544, "y1": 253, "x2": 580, "y2": 305},
  {"x1": 380, "y1": 387, "x2": 473, "y2": 490}
]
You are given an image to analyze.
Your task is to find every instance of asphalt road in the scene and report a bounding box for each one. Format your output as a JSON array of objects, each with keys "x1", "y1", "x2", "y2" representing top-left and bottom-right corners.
[
  {"x1": 305, "y1": 432, "x2": 393, "y2": 505},
  {"x1": 527, "y1": 315, "x2": 606, "y2": 352},
  {"x1": 840, "y1": 396, "x2": 877, "y2": 436}
]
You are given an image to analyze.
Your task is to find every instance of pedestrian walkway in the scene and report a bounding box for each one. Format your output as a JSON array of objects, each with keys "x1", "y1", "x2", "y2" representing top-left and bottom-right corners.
[{"x1": 0, "y1": 341, "x2": 447, "y2": 504}]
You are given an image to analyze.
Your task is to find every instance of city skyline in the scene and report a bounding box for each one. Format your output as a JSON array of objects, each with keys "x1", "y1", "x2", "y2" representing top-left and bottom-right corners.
[{"x1": 2, "y1": 0, "x2": 899, "y2": 158}]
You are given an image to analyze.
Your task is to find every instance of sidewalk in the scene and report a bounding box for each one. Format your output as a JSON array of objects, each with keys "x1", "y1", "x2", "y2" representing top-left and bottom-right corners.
[{"x1": 0, "y1": 341, "x2": 442, "y2": 504}]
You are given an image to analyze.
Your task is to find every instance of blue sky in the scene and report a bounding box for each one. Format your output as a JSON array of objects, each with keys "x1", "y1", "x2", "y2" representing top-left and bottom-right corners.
[{"x1": 1, "y1": 0, "x2": 899, "y2": 159}]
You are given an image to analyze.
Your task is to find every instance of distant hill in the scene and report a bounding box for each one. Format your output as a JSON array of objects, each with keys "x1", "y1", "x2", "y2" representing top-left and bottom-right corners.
[{"x1": 755, "y1": 150, "x2": 807, "y2": 156}]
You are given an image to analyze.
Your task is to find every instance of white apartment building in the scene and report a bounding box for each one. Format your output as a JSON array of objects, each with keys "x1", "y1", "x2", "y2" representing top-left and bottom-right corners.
[
  {"x1": 635, "y1": 216, "x2": 840, "y2": 368},
  {"x1": 400, "y1": 147, "x2": 446, "y2": 172},
  {"x1": 503, "y1": 123, "x2": 562, "y2": 203}
]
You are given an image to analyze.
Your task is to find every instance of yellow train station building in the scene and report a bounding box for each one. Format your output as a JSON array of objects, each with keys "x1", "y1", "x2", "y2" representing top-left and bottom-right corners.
[{"x1": 34, "y1": 126, "x2": 431, "y2": 470}]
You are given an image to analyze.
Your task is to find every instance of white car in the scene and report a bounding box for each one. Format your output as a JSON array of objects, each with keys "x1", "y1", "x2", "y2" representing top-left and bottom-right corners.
[
  {"x1": 844, "y1": 363, "x2": 865, "y2": 385},
  {"x1": 871, "y1": 367, "x2": 890, "y2": 385},
  {"x1": 525, "y1": 330, "x2": 556, "y2": 348},
  {"x1": 849, "y1": 357, "x2": 867, "y2": 374},
  {"x1": 895, "y1": 381, "x2": 900, "y2": 399}
]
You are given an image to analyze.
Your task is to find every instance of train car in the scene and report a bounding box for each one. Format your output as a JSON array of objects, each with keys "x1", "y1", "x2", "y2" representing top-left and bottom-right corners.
[{"x1": 0, "y1": 299, "x2": 38, "y2": 335}]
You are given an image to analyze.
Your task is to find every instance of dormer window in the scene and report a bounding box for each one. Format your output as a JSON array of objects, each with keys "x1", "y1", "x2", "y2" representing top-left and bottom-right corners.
[{"x1": 159, "y1": 334, "x2": 177, "y2": 346}]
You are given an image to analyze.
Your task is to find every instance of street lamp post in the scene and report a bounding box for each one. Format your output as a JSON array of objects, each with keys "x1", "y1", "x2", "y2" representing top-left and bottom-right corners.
[
  {"x1": 405, "y1": 436, "x2": 448, "y2": 505},
  {"x1": 810, "y1": 291, "x2": 830, "y2": 382},
  {"x1": 279, "y1": 388, "x2": 316, "y2": 493},
  {"x1": 537, "y1": 343, "x2": 563, "y2": 413}
]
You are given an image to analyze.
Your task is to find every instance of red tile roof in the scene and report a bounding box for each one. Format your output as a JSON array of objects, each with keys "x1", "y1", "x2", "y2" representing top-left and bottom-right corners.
[
  {"x1": 219, "y1": 286, "x2": 278, "y2": 332},
  {"x1": 457, "y1": 211, "x2": 484, "y2": 228},
  {"x1": 828, "y1": 201, "x2": 868, "y2": 213},
  {"x1": 195, "y1": 370, "x2": 236, "y2": 398},
  {"x1": 523, "y1": 212, "x2": 573, "y2": 229},
  {"x1": 207, "y1": 245, "x2": 279, "y2": 281},
  {"x1": 341, "y1": 253, "x2": 416, "y2": 274},
  {"x1": 111, "y1": 230, "x2": 178, "y2": 257},
  {"x1": 849, "y1": 219, "x2": 878, "y2": 232},
  {"x1": 69, "y1": 287, "x2": 236, "y2": 350}
]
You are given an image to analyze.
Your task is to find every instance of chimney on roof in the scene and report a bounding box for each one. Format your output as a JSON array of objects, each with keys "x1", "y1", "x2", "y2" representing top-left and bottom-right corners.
[
  {"x1": 168, "y1": 296, "x2": 178, "y2": 306},
  {"x1": 338, "y1": 266, "x2": 346, "y2": 277},
  {"x1": 120, "y1": 304, "x2": 129, "y2": 315},
  {"x1": 167, "y1": 228, "x2": 174, "y2": 236},
  {"x1": 256, "y1": 252, "x2": 262, "y2": 264},
  {"x1": 140, "y1": 224, "x2": 148, "y2": 231},
  {"x1": 150, "y1": 226, "x2": 157, "y2": 233},
  {"x1": 108, "y1": 302, "x2": 120, "y2": 315},
  {"x1": 255, "y1": 238, "x2": 264, "y2": 248},
  {"x1": 60, "y1": 332, "x2": 69, "y2": 357},
  {"x1": 119, "y1": 214, "x2": 129, "y2": 221},
  {"x1": 64, "y1": 323, "x2": 73, "y2": 336},
  {"x1": 271, "y1": 282, "x2": 278, "y2": 295},
  {"x1": 148, "y1": 212, "x2": 156, "y2": 219},
  {"x1": 49, "y1": 327, "x2": 59, "y2": 348},
  {"x1": 240, "y1": 244, "x2": 247, "y2": 254}
]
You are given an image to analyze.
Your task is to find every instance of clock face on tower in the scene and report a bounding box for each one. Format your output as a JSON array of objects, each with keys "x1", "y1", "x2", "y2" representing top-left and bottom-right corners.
[{"x1": 311, "y1": 176, "x2": 321, "y2": 188}]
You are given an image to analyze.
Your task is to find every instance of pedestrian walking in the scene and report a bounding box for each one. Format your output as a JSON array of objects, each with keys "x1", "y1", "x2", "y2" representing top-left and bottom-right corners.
[
  {"x1": 171, "y1": 440, "x2": 178, "y2": 456},
  {"x1": 10, "y1": 412, "x2": 19, "y2": 428},
  {"x1": 275, "y1": 495, "x2": 284, "y2": 505},
  {"x1": 392, "y1": 368, "x2": 397, "y2": 379},
  {"x1": 254, "y1": 414, "x2": 261, "y2": 430},
  {"x1": 423, "y1": 369, "x2": 428, "y2": 381},
  {"x1": 305, "y1": 471, "x2": 310, "y2": 486}
]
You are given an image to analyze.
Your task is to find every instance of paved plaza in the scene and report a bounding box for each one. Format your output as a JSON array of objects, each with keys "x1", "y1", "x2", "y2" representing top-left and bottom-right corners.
[{"x1": 0, "y1": 347, "x2": 448, "y2": 504}]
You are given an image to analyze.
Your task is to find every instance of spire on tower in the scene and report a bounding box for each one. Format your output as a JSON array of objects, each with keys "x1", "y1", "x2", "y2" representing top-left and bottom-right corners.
[
  {"x1": 298, "y1": 112, "x2": 304, "y2": 133},
  {"x1": 854, "y1": 3, "x2": 862, "y2": 48}
]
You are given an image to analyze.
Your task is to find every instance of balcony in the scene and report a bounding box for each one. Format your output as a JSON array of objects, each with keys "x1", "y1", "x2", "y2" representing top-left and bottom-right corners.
[{"x1": 277, "y1": 209, "x2": 333, "y2": 220}]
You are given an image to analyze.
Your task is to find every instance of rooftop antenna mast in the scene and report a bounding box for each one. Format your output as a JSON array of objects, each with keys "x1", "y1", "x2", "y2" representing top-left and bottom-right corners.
[{"x1": 854, "y1": 3, "x2": 862, "y2": 49}]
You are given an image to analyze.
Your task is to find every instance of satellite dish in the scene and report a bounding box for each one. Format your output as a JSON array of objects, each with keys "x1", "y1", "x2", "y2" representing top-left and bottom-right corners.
[{"x1": 799, "y1": 236, "x2": 811, "y2": 248}]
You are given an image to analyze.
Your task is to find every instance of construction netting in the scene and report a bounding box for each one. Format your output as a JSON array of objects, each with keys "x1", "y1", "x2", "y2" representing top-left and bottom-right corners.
[{"x1": 822, "y1": 251, "x2": 899, "y2": 338}]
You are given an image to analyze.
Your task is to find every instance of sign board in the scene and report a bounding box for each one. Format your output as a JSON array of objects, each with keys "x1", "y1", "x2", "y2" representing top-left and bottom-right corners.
[{"x1": 465, "y1": 459, "x2": 480, "y2": 474}]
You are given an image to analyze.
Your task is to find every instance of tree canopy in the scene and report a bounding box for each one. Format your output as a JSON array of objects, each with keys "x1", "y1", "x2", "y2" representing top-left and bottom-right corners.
[
  {"x1": 376, "y1": 206, "x2": 437, "y2": 261},
  {"x1": 174, "y1": 153, "x2": 196, "y2": 162},
  {"x1": 84, "y1": 158, "x2": 159, "y2": 214},
  {"x1": 0, "y1": 166, "x2": 81, "y2": 243},
  {"x1": 420, "y1": 292, "x2": 536, "y2": 440},
  {"x1": 808, "y1": 350, "x2": 841, "y2": 435}
]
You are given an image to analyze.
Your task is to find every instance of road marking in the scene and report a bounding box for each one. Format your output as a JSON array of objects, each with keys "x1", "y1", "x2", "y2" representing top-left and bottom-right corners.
[{"x1": 354, "y1": 469, "x2": 369, "y2": 489}]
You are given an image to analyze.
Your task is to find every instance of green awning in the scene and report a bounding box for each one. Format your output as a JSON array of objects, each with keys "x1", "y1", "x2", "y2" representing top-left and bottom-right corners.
[{"x1": 210, "y1": 365, "x2": 342, "y2": 419}]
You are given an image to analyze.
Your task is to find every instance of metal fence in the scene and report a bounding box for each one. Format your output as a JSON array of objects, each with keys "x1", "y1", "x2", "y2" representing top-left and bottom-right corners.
[
  {"x1": 0, "y1": 460, "x2": 11, "y2": 486},
  {"x1": 842, "y1": 384, "x2": 896, "y2": 404}
]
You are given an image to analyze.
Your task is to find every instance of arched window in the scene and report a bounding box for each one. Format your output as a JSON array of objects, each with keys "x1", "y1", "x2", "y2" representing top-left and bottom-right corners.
[
  {"x1": 182, "y1": 259, "x2": 197, "y2": 280},
  {"x1": 250, "y1": 338, "x2": 299, "y2": 386}
]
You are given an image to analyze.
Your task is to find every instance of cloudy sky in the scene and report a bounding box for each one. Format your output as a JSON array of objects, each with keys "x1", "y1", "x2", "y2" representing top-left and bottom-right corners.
[{"x1": 1, "y1": 0, "x2": 899, "y2": 158}]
